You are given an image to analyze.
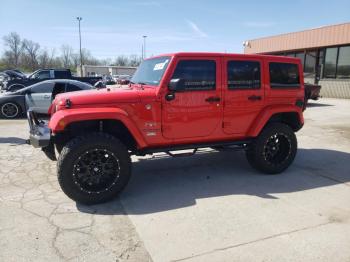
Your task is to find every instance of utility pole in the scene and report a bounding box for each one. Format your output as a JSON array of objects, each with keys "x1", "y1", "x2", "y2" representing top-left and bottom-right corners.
[
  {"x1": 76, "y1": 17, "x2": 83, "y2": 76},
  {"x1": 142, "y1": 35, "x2": 147, "y2": 59}
]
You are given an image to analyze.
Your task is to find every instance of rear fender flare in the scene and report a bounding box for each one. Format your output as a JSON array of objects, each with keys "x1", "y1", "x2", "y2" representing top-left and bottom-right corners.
[{"x1": 247, "y1": 105, "x2": 304, "y2": 137}]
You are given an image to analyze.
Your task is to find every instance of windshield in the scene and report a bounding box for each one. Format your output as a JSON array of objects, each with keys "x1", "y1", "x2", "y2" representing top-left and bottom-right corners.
[{"x1": 131, "y1": 56, "x2": 170, "y2": 86}]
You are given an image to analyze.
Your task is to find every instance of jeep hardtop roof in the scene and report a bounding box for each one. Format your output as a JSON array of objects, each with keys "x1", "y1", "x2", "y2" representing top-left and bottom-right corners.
[{"x1": 147, "y1": 52, "x2": 301, "y2": 63}]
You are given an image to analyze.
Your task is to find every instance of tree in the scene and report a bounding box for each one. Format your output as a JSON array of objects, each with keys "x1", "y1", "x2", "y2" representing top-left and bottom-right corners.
[
  {"x1": 1, "y1": 32, "x2": 140, "y2": 71},
  {"x1": 128, "y1": 55, "x2": 142, "y2": 67},
  {"x1": 2, "y1": 32, "x2": 22, "y2": 68},
  {"x1": 61, "y1": 45, "x2": 73, "y2": 68},
  {"x1": 114, "y1": 55, "x2": 128, "y2": 66},
  {"x1": 38, "y1": 49, "x2": 50, "y2": 68},
  {"x1": 70, "y1": 52, "x2": 80, "y2": 71},
  {"x1": 22, "y1": 39, "x2": 40, "y2": 71},
  {"x1": 81, "y1": 48, "x2": 99, "y2": 65}
]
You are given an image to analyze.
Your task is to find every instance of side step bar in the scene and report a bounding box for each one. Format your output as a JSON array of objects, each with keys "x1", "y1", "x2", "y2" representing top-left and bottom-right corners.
[{"x1": 138, "y1": 139, "x2": 252, "y2": 156}]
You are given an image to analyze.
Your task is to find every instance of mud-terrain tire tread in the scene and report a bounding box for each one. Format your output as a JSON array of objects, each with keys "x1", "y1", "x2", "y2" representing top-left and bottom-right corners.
[
  {"x1": 246, "y1": 123, "x2": 297, "y2": 174},
  {"x1": 57, "y1": 132, "x2": 131, "y2": 205}
]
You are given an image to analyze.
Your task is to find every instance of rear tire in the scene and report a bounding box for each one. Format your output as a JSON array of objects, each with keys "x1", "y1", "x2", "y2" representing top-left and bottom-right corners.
[
  {"x1": 246, "y1": 123, "x2": 297, "y2": 174},
  {"x1": 57, "y1": 132, "x2": 131, "y2": 205}
]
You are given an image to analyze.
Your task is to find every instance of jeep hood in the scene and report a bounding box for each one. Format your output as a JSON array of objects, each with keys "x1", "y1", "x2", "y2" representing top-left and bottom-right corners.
[{"x1": 55, "y1": 87, "x2": 141, "y2": 106}]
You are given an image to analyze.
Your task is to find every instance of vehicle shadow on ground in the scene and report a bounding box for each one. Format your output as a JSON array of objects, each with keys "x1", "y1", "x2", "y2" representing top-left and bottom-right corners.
[
  {"x1": 307, "y1": 102, "x2": 334, "y2": 108},
  {"x1": 77, "y1": 148, "x2": 350, "y2": 215},
  {"x1": 0, "y1": 137, "x2": 27, "y2": 144}
]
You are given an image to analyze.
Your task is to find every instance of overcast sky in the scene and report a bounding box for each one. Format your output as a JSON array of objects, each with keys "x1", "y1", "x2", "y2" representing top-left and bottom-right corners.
[{"x1": 1, "y1": 0, "x2": 349, "y2": 58}]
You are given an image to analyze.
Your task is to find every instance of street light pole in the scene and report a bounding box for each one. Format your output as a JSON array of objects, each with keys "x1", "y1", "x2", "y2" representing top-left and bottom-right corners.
[
  {"x1": 142, "y1": 35, "x2": 147, "y2": 59},
  {"x1": 76, "y1": 17, "x2": 83, "y2": 76}
]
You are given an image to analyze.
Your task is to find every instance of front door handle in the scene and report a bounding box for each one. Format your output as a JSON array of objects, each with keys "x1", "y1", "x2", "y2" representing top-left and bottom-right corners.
[
  {"x1": 248, "y1": 95, "x2": 262, "y2": 101},
  {"x1": 43, "y1": 95, "x2": 50, "y2": 99},
  {"x1": 165, "y1": 93, "x2": 175, "y2": 101},
  {"x1": 205, "y1": 97, "x2": 221, "y2": 102}
]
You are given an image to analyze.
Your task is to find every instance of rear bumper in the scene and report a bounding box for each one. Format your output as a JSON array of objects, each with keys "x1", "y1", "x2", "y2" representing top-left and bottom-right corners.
[{"x1": 310, "y1": 87, "x2": 321, "y2": 100}]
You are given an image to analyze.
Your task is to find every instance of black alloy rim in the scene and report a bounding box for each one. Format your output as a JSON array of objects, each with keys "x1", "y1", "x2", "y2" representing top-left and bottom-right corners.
[
  {"x1": 73, "y1": 148, "x2": 120, "y2": 194},
  {"x1": 263, "y1": 133, "x2": 291, "y2": 165},
  {"x1": 1, "y1": 103, "x2": 18, "y2": 118}
]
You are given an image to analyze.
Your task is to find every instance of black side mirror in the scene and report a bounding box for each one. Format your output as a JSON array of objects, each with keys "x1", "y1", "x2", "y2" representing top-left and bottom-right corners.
[{"x1": 168, "y1": 78, "x2": 185, "y2": 92}]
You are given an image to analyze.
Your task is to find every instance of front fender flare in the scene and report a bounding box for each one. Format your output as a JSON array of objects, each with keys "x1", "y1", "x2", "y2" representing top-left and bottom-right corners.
[{"x1": 48, "y1": 107, "x2": 147, "y2": 148}]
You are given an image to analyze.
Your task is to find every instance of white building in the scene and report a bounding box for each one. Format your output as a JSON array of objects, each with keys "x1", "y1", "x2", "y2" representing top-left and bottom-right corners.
[{"x1": 77, "y1": 65, "x2": 137, "y2": 77}]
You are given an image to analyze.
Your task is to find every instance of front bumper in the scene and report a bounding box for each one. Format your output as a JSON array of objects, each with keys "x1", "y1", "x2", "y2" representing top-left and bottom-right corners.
[
  {"x1": 27, "y1": 110, "x2": 51, "y2": 148},
  {"x1": 27, "y1": 110, "x2": 56, "y2": 160}
]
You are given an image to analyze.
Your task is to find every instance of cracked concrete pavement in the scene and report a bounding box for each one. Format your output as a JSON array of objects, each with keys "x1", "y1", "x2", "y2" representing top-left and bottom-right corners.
[
  {"x1": 0, "y1": 119, "x2": 151, "y2": 261},
  {"x1": 1, "y1": 98, "x2": 350, "y2": 261}
]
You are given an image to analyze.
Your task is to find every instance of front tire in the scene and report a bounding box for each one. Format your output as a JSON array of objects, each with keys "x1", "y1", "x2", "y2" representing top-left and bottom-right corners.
[
  {"x1": 57, "y1": 132, "x2": 131, "y2": 205},
  {"x1": 246, "y1": 123, "x2": 297, "y2": 174}
]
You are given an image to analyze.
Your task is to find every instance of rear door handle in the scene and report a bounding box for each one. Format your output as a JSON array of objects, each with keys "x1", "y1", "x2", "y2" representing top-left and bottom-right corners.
[
  {"x1": 248, "y1": 95, "x2": 262, "y2": 101},
  {"x1": 205, "y1": 97, "x2": 221, "y2": 102},
  {"x1": 43, "y1": 95, "x2": 51, "y2": 99}
]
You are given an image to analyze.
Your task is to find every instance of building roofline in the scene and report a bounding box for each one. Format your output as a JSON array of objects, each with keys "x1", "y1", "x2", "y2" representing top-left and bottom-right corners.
[{"x1": 246, "y1": 21, "x2": 350, "y2": 42}]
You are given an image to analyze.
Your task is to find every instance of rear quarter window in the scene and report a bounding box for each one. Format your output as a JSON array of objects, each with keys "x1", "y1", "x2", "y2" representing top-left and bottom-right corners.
[{"x1": 269, "y1": 62, "x2": 300, "y2": 88}]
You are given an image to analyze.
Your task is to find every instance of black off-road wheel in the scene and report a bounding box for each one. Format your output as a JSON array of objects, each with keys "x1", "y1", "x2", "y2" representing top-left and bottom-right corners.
[
  {"x1": 246, "y1": 123, "x2": 297, "y2": 174},
  {"x1": 57, "y1": 132, "x2": 131, "y2": 205}
]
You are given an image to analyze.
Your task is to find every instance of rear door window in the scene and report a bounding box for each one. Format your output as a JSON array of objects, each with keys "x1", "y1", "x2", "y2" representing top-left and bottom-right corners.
[
  {"x1": 66, "y1": 83, "x2": 82, "y2": 92},
  {"x1": 171, "y1": 60, "x2": 216, "y2": 91},
  {"x1": 30, "y1": 82, "x2": 54, "y2": 93},
  {"x1": 55, "y1": 70, "x2": 70, "y2": 78},
  {"x1": 34, "y1": 70, "x2": 50, "y2": 80},
  {"x1": 269, "y1": 62, "x2": 300, "y2": 88},
  {"x1": 227, "y1": 61, "x2": 261, "y2": 89}
]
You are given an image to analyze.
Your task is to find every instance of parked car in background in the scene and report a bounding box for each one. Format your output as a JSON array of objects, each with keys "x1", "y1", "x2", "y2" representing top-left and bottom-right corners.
[
  {"x1": 0, "y1": 69, "x2": 27, "y2": 90},
  {"x1": 103, "y1": 75, "x2": 116, "y2": 85},
  {"x1": 116, "y1": 75, "x2": 131, "y2": 85},
  {"x1": 0, "y1": 79, "x2": 93, "y2": 119},
  {"x1": 0, "y1": 73, "x2": 7, "y2": 89},
  {"x1": 1, "y1": 69, "x2": 101, "y2": 92},
  {"x1": 112, "y1": 74, "x2": 120, "y2": 82}
]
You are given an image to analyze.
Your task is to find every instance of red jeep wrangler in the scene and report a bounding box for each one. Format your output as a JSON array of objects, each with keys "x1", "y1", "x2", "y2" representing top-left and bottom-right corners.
[{"x1": 28, "y1": 52, "x2": 304, "y2": 204}]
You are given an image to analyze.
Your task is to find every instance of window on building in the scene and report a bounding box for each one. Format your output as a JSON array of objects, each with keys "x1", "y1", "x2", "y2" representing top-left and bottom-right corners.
[
  {"x1": 324, "y1": 47, "x2": 338, "y2": 78},
  {"x1": 269, "y1": 62, "x2": 300, "y2": 88},
  {"x1": 337, "y1": 46, "x2": 350, "y2": 78},
  {"x1": 171, "y1": 60, "x2": 216, "y2": 90},
  {"x1": 304, "y1": 51, "x2": 317, "y2": 74},
  {"x1": 227, "y1": 61, "x2": 260, "y2": 89},
  {"x1": 295, "y1": 52, "x2": 305, "y2": 68}
]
